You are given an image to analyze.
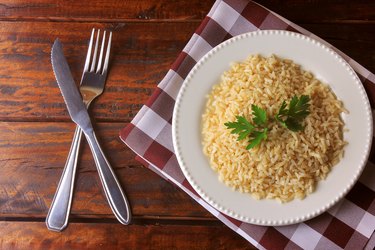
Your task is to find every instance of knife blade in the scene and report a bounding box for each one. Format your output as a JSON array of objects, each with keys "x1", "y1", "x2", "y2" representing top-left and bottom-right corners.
[
  {"x1": 51, "y1": 39, "x2": 92, "y2": 133},
  {"x1": 50, "y1": 39, "x2": 131, "y2": 225}
]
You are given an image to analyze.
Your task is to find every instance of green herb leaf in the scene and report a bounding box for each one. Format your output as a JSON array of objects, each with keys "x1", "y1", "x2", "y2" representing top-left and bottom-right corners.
[
  {"x1": 246, "y1": 128, "x2": 268, "y2": 150},
  {"x1": 285, "y1": 118, "x2": 303, "y2": 132},
  {"x1": 275, "y1": 95, "x2": 310, "y2": 131},
  {"x1": 277, "y1": 101, "x2": 288, "y2": 116},
  {"x1": 251, "y1": 104, "x2": 267, "y2": 126},
  {"x1": 225, "y1": 105, "x2": 269, "y2": 149},
  {"x1": 224, "y1": 116, "x2": 255, "y2": 142},
  {"x1": 288, "y1": 95, "x2": 310, "y2": 119},
  {"x1": 224, "y1": 96, "x2": 310, "y2": 151}
]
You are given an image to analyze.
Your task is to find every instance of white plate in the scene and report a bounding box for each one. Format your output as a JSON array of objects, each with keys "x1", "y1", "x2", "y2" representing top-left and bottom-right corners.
[{"x1": 172, "y1": 30, "x2": 372, "y2": 226}]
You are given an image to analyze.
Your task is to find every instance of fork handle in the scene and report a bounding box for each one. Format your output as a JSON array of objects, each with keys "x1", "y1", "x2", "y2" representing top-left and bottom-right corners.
[
  {"x1": 46, "y1": 125, "x2": 83, "y2": 231},
  {"x1": 84, "y1": 129, "x2": 131, "y2": 225}
]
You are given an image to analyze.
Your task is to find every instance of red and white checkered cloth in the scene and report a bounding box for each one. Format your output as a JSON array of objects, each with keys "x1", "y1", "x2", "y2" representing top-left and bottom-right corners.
[{"x1": 120, "y1": 0, "x2": 375, "y2": 249}]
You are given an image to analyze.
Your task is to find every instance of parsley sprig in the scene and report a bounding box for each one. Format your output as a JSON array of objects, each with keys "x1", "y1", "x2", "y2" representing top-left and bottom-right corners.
[
  {"x1": 275, "y1": 95, "x2": 310, "y2": 132},
  {"x1": 224, "y1": 105, "x2": 268, "y2": 150},
  {"x1": 224, "y1": 95, "x2": 310, "y2": 150}
]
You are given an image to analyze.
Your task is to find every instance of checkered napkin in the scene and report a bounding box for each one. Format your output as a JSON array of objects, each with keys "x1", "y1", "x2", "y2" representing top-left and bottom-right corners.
[{"x1": 120, "y1": 0, "x2": 375, "y2": 249}]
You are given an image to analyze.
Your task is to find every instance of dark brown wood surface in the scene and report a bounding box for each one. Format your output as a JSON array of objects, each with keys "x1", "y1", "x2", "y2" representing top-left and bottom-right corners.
[{"x1": 0, "y1": 1, "x2": 374, "y2": 249}]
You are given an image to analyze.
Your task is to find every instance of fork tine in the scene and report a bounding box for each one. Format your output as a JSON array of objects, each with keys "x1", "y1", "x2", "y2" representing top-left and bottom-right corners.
[
  {"x1": 84, "y1": 28, "x2": 95, "y2": 73},
  {"x1": 102, "y1": 31, "x2": 112, "y2": 75},
  {"x1": 96, "y1": 30, "x2": 106, "y2": 73},
  {"x1": 90, "y1": 29, "x2": 100, "y2": 72}
]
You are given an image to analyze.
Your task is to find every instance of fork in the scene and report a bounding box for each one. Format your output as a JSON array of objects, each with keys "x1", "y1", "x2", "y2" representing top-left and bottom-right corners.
[{"x1": 46, "y1": 29, "x2": 131, "y2": 231}]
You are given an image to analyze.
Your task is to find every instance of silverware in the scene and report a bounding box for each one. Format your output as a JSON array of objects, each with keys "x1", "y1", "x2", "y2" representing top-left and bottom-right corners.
[
  {"x1": 46, "y1": 30, "x2": 112, "y2": 231},
  {"x1": 46, "y1": 32, "x2": 131, "y2": 231}
]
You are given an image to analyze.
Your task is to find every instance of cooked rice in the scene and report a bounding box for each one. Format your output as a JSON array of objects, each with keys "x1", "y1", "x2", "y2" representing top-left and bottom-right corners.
[{"x1": 201, "y1": 55, "x2": 346, "y2": 202}]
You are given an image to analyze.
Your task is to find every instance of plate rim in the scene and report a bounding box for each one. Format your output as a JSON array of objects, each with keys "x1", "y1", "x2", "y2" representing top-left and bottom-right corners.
[{"x1": 172, "y1": 29, "x2": 373, "y2": 226}]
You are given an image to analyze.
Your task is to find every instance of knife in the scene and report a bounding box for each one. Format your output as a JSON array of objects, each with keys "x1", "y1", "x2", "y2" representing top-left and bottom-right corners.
[{"x1": 49, "y1": 39, "x2": 131, "y2": 226}]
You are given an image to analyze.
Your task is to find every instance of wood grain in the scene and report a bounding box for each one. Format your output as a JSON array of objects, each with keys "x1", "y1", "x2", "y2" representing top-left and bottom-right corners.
[
  {"x1": 0, "y1": 21, "x2": 195, "y2": 122},
  {"x1": 0, "y1": 0, "x2": 214, "y2": 22},
  {"x1": 0, "y1": 0, "x2": 374, "y2": 23},
  {"x1": 257, "y1": 0, "x2": 375, "y2": 23},
  {"x1": 0, "y1": 121, "x2": 213, "y2": 218},
  {"x1": 0, "y1": 221, "x2": 254, "y2": 250}
]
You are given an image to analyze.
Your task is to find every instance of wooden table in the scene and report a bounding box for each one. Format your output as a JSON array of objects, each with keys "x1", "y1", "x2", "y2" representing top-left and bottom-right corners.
[{"x1": 0, "y1": 1, "x2": 374, "y2": 249}]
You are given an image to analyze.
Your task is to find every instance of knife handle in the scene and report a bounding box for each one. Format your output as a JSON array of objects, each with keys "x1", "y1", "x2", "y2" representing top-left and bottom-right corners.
[
  {"x1": 84, "y1": 129, "x2": 131, "y2": 225},
  {"x1": 46, "y1": 126, "x2": 82, "y2": 231}
]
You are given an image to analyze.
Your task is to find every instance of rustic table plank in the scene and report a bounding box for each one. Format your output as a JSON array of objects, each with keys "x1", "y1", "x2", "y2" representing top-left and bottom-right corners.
[
  {"x1": 0, "y1": 0, "x2": 214, "y2": 21},
  {"x1": 0, "y1": 221, "x2": 254, "y2": 250},
  {"x1": 258, "y1": 0, "x2": 375, "y2": 23},
  {"x1": 0, "y1": 0, "x2": 374, "y2": 23},
  {"x1": 0, "y1": 22, "x2": 197, "y2": 122},
  {"x1": 0, "y1": 22, "x2": 374, "y2": 123},
  {"x1": 0, "y1": 121, "x2": 213, "y2": 218},
  {"x1": 0, "y1": 21, "x2": 196, "y2": 122}
]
